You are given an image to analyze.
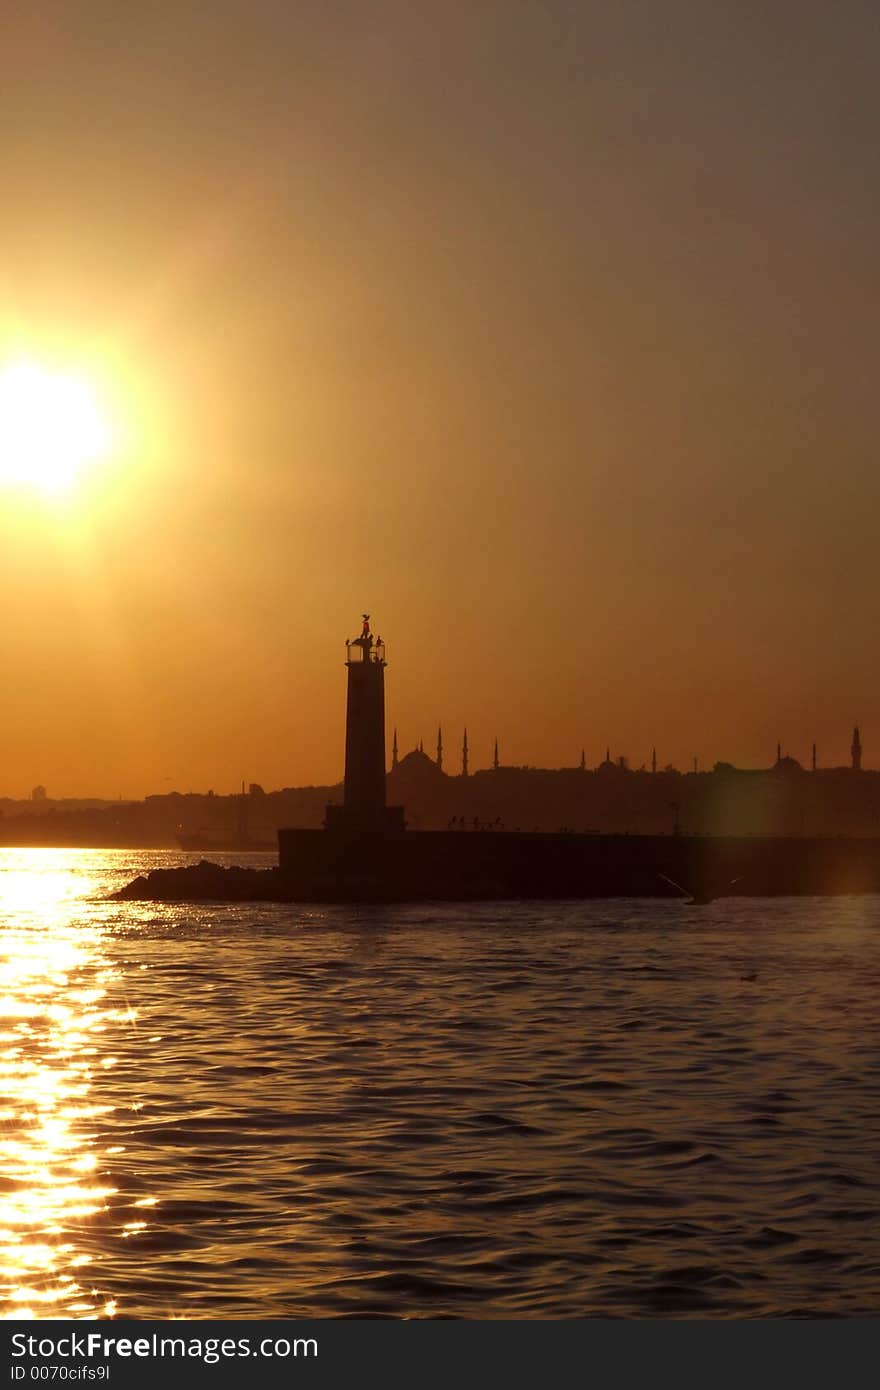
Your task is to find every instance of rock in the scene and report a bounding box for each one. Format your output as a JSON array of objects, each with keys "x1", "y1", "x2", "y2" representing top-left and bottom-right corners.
[{"x1": 111, "y1": 861, "x2": 284, "y2": 902}]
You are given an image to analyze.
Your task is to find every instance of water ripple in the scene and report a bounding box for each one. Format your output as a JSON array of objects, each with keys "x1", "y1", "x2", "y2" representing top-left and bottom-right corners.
[{"x1": 1, "y1": 849, "x2": 880, "y2": 1316}]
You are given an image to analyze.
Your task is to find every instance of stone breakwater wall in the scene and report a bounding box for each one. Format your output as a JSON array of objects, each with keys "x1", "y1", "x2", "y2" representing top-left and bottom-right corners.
[{"x1": 111, "y1": 832, "x2": 880, "y2": 902}]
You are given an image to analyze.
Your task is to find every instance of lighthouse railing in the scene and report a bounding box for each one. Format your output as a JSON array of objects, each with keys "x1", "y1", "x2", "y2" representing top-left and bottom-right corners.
[{"x1": 345, "y1": 637, "x2": 386, "y2": 665}]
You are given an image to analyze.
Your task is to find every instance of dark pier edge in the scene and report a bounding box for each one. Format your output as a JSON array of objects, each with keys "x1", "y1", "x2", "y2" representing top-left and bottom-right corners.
[{"x1": 112, "y1": 831, "x2": 880, "y2": 902}]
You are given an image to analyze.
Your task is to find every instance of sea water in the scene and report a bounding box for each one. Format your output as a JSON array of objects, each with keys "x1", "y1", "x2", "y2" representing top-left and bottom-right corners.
[{"x1": 1, "y1": 848, "x2": 879, "y2": 1319}]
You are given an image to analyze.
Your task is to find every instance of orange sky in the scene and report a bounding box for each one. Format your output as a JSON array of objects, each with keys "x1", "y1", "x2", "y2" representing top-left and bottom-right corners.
[{"x1": 1, "y1": 3, "x2": 879, "y2": 798}]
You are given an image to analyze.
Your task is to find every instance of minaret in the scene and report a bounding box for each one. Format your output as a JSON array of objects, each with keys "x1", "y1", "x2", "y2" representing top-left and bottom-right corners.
[
  {"x1": 651, "y1": 747, "x2": 657, "y2": 775},
  {"x1": 605, "y1": 746, "x2": 610, "y2": 764},
  {"x1": 391, "y1": 727, "x2": 399, "y2": 770},
  {"x1": 419, "y1": 738, "x2": 424, "y2": 753},
  {"x1": 462, "y1": 728, "x2": 469, "y2": 777},
  {"x1": 852, "y1": 725, "x2": 862, "y2": 772},
  {"x1": 341, "y1": 614, "x2": 387, "y2": 825},
  {"x1": 776, "y1": 740, "x2": 782, "y2": 765},
  {"x1": 493, "y1": 738, "x2": 500, "y2": 769},
  {"x1": 579, "y1": 748, "x2": 586, "y2": 771},
  {"x1": 436, "y1": 725, "x2": 443, "y2": 771},
  {"x1": 812, "y1": 742, "x2": 817, "y2": 772}
]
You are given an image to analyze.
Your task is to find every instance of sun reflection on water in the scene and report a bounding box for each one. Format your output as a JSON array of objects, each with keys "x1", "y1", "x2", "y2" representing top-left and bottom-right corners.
[{"x1": 0, "y1": 852, "x2": 124, "y2": 1318}]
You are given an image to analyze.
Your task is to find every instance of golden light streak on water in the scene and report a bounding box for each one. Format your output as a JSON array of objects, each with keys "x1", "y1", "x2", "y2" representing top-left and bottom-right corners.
[{"x1": 0, "y1": 853, "x2": 129, "y2": 1318}]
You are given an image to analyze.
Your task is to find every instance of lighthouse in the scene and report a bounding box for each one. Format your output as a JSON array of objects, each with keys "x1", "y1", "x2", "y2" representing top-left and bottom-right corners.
[{"x1": 325, "y1": 614, "x2": 405, "y2": 834}]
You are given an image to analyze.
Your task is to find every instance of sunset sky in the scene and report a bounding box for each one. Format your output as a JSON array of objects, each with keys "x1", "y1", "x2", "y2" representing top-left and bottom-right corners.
[{"x1": 1, "y1": 1, "x2": 878, "y2": 798}]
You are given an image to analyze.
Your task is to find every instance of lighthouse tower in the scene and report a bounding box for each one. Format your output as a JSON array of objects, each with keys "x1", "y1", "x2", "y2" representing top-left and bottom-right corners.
[{"x1": 325, "y1": 614, "x2": 405, "y2": 834}]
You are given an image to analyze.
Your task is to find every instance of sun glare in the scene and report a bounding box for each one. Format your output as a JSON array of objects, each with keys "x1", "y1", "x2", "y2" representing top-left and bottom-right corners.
[{"x1": 0, "y1": 361, "x2": 111, "y2": 495}]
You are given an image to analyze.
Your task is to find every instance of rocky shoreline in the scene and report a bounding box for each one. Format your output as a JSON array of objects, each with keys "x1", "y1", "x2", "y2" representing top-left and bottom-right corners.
[
  {"x1": 112, "y1": 861, "x2": 289, "y2": 902},
  {"x1": 110, "y1": 859, "x2": 452, "y2": 903}
]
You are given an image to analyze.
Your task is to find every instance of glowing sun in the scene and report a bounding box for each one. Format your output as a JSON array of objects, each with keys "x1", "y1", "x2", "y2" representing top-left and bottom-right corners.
[{"x1": 0, "y1": 360, "x2": 111, "y2": 494}]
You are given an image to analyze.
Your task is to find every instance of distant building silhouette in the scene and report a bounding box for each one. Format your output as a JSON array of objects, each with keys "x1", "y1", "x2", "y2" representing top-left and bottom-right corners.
[
  {"x1": 812, "y1": 743, "x2": 817, "y2": 772},
  {"x1": 775, "y1": 754, "x2": 803, "y2": 774},
  {"x1": 493, "y1": 738, "x2": 499, "y2": 770},
  {"x1": 579, "y1": 748, "x2": 586, "y2": 771},
  {"x1": 462, "y1": 728, "x2": 469, "y2": 778},
  {"x1": 436, "y1": 725, "x2": 443, "y2": 771},
  {"x1": 392, "y1": 728, "x2": 399, "y2": 770},
  {"x1": 852, "y1": 725, "x2": 862, "y2": 772},
  {"x1": 393, "y1": 746, "x2": 443, "y2": 781},
  {"x1": 31, "y1": 785, "x2": 47, "y2": 802},
  {"x1": 652, "y1": 747, "x2": 657, "y2": 775}
]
